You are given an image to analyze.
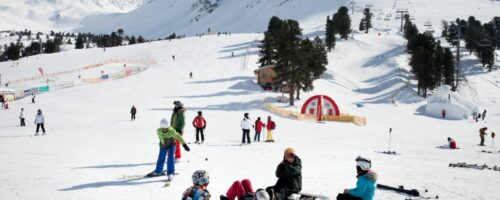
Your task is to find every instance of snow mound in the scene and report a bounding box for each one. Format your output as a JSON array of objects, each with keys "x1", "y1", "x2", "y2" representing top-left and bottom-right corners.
[{"x1": 425, "y1": 85, "x2": 479, "y2": 120}]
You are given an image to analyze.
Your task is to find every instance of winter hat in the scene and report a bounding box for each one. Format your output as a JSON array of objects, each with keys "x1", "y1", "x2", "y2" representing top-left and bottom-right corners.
[
  {"x1": 198, "y1": 111, "x2": 202, "y2": 115},
  {"x1": 355, "y1": 156, "x2": 371, "y2": 171},
  {"x1": 255, "y1": 188, "x2": 270, "y2": 200},
  {"x1": 173, "y1": 101, "x2": 183, "y2": 108},
  {"x1": 160, "y1": 118, "x2": 170, "y2": 129},
  {"x1": 284, "y1": 147, "x2": 296, "y2": 156}
]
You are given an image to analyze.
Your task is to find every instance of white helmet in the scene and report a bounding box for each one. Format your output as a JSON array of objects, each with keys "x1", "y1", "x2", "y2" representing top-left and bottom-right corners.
[
  {"x1": 160, "y1": 118, "x2": 169, "y2": 129},
  {"x1": 356, "y1": 156, "x2": 371, "y2": 171},
  {"x1": 255, "y1": 189, "x2": 270, "y2": 200}
]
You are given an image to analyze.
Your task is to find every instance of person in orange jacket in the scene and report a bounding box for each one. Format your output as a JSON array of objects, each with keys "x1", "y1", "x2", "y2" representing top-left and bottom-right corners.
[{"x1": 192, "y1": 111, "x2": 207, "y2": 144}]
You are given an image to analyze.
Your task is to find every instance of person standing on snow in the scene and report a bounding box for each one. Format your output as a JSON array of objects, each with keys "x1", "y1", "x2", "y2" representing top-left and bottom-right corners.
[
  {"x1": 482, "y1": 109, "x2": 487, "y2": 121},
  {"x1": 32, "y1": 94, "x2": 35, "y2": 103},
  {"x1": 479, "y1": 127, "x2": 488, "y2": 146},
  {"x1": 192, "y1": 111, "x2": 207, "y2": 144},
  {"x1": 19, "y1": 108, "x2": 26, "y2": 126},
  {"x1": 254, "y1": 117, "x2": 264, "y2": 142},
  {"x1": 477, "y1": 113, "x2": 481, "y2": 122},
  {"x1": 147, "y1": 118, "x2": 190, "y2": 180},
  {"x1": 182, "y1": 170, "x2": 211, "y2": 200},
  {"x1": 241, "y1": 113, "x2": 252, "y2": 144},
  {"x1": 34, "y1": 109, "x2": 46, "y2": 136},
  {"x1": 265, "y1": 116, "x2": 276, "y2": 142},
  {"x1": 266, "y1": 147, "x2": 302, "y2": 200},
  {"x1": 337, "y1": 156, "x2": 377, "y2": 200},
  {"x1": 172, "y1": 101, "x2": 186, "y2": 162},
  {"x1": 441, "y1": 109, "x2": 446, "y2": 119},
  {"x1": 130, "y1": 105, "x2": 137, "y2": 121}
]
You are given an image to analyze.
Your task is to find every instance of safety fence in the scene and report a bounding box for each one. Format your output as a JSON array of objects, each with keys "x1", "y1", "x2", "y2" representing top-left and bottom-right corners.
[
  {"x1": 81, "y1": 66, "x2": 148, "y2": 84},
  {"x1": 265, "y1": 103, "x2": 367, "y2": 126}
]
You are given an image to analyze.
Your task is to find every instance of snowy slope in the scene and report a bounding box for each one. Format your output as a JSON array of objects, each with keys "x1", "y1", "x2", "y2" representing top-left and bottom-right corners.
[{"x1": 0, "y1": 0, "x2": 147, "y2": 32}]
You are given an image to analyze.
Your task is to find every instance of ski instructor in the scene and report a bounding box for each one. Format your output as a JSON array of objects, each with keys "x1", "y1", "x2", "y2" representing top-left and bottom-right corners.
[{"x1": 172, "y1": 101, "x2": 186, "y2": 162}]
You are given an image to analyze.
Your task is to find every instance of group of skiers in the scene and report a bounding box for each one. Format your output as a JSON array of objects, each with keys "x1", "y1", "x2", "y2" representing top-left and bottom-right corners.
[
  {"x1": 16, "y1": 107, "x2": 46, "y2": 135},
  {"x1": 181, "y1": 148, "x2": 377, "y2": 200},
  {"x1": 241, "y1": 113, "x2": 276, "y2": 144},
  {"x1": 472, "y1": 109, "x2": 487, "y2": 122}
]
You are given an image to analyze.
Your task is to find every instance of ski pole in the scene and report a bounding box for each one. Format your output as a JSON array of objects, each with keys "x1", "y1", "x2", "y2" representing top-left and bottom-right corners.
[{"x1": 191, "y1": 150, "x2": 208, "y2": 161}]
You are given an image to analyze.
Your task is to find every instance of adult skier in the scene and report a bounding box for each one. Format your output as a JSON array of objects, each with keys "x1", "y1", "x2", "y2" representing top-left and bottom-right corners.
[
  {"x1": 34, "y1": 109, "x2": 45, "y2": 136},
  {"x1": 130, "y1": 105, "x2": 137, "y2": 121},
  {"x1": 31, "y1": 94, "x2": 35, "y2": 103},
  {"x1": 266, "y1": 147, "x2": 302, "y2": 200},
  {"x1": 241, "y1": 113, "x2": 252, "y2": 144},
  {"x1": 19, "y1": 108, "x2": 25, "y2": 126},
  {"x1": 147, "y1": 118, "x2": 190, "y2": 180},
  {"x1": 482, "y1": 109, "x2": 487, "y2": 121},
  {"x1": 192, "y1": 111, "x2": 207, "y2": 144},
  {"x1": 182, "y1": 170, "x2": 211, "y2": 200},
  {"x1": 479, "y1": 127, "x2": 488, "y2": 146},
  {"x1": 172, "y1": 101, "x2": 186, "y2": 161},
  {"x1": 337, "y1": 156, "x2": 377, "y2": 200},
  {"x1": 254, "y1": 117, "x2": 264, "y2": 142},
  {"x1": 220, "y1": 179, "x2": 270, "y2": 200},
  {"x1": 441, "y1": 109, "x2": 446, "y2": 119},
  {"x1": 265, "y1": 116, "x2": 276, "y2": 142}
]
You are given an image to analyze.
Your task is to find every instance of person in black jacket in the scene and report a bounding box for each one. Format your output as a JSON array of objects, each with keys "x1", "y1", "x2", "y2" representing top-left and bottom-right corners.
[
  {"x1": 130, "y1": 105, "x2": 137, "y2": 121},
  {"x1": 266, "y1": 147, "x2": 302, "y2": 200}
]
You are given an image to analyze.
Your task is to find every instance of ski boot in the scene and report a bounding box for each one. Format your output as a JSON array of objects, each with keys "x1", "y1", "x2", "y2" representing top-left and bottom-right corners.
[{"x1": 146, "y1": 171, "x2": 166, "y2": 177}]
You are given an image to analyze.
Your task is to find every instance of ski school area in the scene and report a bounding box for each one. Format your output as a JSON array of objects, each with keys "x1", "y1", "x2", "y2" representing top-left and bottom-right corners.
[{"x1": 0, "y1": 30, "x2": 499, "y2": 199}]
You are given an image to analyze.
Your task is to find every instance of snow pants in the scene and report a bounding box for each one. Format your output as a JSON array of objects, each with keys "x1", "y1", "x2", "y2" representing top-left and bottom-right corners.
[
  {"x1": 196, "y1": 128, "x2": 204, "y2": 142},
  {"x1": 131, "y1": 113, "x2": 136, "y2": 120},
  {"x1": 175, "y1": 131, "x2": 183, "y2": 159},
  {"x1": 336, "y1": 193, "x2": 362, "y2": 200},
  {"x1": 242, "y1": 129, "x2": 250, "y2": 144},
  {"x1": 266, "y1": 130, "x2": 273, "y2": 141},
  {"x1": 226, "y1": 179, "x2": 254, "y2": 200},
  {"x1": 36, "y1": 123, "x2": 45, "y2": 133},
  {"x1": 480, "y1": 136, "x2": 485, "y2": 146},
  {"x1": 254, "y1": 131, "x2": 261, "y2": 141},
  {"x1": 20, "y1": 118, "x2": 25, "y2": 126},
  {"x1": 155, "y1": 145, "x2": 176, "y2": 175}
]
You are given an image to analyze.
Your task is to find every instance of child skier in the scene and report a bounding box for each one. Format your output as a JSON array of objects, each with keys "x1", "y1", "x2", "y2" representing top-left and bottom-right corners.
[
  {"x1": 219, "y1": 179, "x2": 270, "y2": 200},
  {"x1": 19, "y1": 108, "x2": 25, "y2": 126},
  {"x1": 182, "y1": 170, "x2": 211, "y2": 200},
  {"x1": 265, "y1": 116, "x2": 276, "y2": 142},
  {"x1": 337, "y1": 156, "x2": 377, "y2": 200},
  {"x1": 254, "y1": 117, "x2": 264, "y2": 142},
  {"x1": 147, "y1": 118, "x2": 190, "y2": 180},
  {"x1": 447, "y1": 137, "x2": 457, "y2": 149},
  {"x1": 192, "y1": 111, "x2": 207, "y2": 144},
  {"x1": 34, "y1": 109, "x2": 45, "y2": 136}
]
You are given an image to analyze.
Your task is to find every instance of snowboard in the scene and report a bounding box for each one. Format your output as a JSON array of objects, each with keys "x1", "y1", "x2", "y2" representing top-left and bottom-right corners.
[{"x1": 298, "y1": 192, "x2": 330, "y2": 200}]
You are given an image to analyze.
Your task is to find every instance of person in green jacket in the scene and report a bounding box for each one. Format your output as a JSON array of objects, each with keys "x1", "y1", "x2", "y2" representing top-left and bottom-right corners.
[
  {"x1": 172, "y1": 101, "x2": 186, "y2": 161},
  {"x1": 266, "y1": 147, "x2": 302, "y2": 200},
  {"x1": 147, "y1": 118, "x2": 190, "y2": 180}
]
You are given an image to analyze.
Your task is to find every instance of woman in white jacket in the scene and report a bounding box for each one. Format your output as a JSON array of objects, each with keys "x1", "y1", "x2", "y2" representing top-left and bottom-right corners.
[
  {"x1": 241, "y1": 113, "x2": 252, "y2": 144},
  {"x1": 34, "y1": 109, "x2": 45, "y2": 136}
]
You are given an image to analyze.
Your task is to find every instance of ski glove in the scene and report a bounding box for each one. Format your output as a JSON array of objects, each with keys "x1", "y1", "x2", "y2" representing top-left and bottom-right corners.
[{"x1": 183, "y1": 144, "x2": 190, "y2": 151}]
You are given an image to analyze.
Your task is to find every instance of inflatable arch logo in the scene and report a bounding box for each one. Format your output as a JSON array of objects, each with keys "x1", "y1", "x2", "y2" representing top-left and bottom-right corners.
[{"x1": 300, "y1": 95, "x2": 340, "y2": 121}]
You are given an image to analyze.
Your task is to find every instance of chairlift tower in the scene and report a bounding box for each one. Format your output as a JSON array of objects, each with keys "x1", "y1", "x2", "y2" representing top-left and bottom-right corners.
[{"x1": 396, "y1": 8, "x2": 409, "y2": 32}]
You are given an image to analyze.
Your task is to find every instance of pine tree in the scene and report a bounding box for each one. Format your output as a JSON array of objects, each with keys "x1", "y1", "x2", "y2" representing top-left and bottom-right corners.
[
  {"x1": 5, "y1": 42, "x2": 22, "y2": 60},
  {"x1": 67, "y1": 38, "x2": 72, "y2": 45},
  {"x1": 409, "y1": 33, "x2": 437, "y2": 97},
  {"x1": 137, "y1": 36, "x2": 145, "y2": 43},
  {"x1": 359, "y1": 18, "x2": 366, "y2": 32},
  {"x1": 325, "y1": 16, "x2": 336, "y2": 51},
  {"x1": 433, "y1": 41, "x2": 444, "y2": 86},
  {"x1": 332, "y1": 6, "x2": 351, "y2": 39},
  {"x1": 442, "y1": 48, "x2": 455, "y2": 86},
  {"x1": 362, "y1": 8, "x2": 372, "y2": 33},
  {"x1": 75, "y1": 35, "x2": 84, "y2": 49},
  {"x1": 258, "y1": 32, "x2": 275, "y2": 67},
  {"x1": 129, "y1": 36, "x2": 137, "y2": 45}
]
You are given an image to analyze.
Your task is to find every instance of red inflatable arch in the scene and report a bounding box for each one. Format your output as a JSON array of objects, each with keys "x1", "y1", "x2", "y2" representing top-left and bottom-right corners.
[{"x1": 300, "y1": 95, "x2": 340, "y2": 121}]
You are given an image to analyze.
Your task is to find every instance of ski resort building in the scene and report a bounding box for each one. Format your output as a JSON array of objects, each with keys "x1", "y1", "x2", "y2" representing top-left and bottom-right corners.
[{"x1": 253, "y1": 65, "x2": 290, "y2": 92}]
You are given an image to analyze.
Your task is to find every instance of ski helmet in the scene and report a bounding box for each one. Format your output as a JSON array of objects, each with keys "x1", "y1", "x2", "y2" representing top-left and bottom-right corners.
[
  {"x1": 192, "y1": 170, "x2": 210, "y2": 186},
  {"x1": 255, "y1": 189, "x2": 270, "y2": 200},
  {"x1": 160, "y1": 118, "x2": 170, "y2": 129},
  {"x1": 355, "y1": 156, "x2": 371, "y2": 171}
]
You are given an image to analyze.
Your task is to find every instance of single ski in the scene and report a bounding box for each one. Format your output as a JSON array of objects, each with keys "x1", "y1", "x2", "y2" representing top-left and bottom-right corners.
[
  {"x1": 298, "y1": 192, "x2": 330, "y2": 200},
  {"x1": 377, "y1": 184, "x2": 419, "y2": 197}
]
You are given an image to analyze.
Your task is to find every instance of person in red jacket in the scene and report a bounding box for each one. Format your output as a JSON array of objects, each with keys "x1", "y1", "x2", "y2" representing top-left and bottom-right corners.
[
  {"x1": 192, "y1": 111, "x2": 207, "y2": 144},
  {"x1": 254, "y1": 117, "x2": 264, "y2": 142},
  {"x1": 448, "y1": 137, "x2": 457, "y2": 149},
  {"x1": 266, "y1": 116, "x2": 276, "y2": 142}
]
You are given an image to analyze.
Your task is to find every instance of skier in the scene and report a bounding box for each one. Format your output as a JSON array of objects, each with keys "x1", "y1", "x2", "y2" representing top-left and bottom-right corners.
[
  {"x1": 472, "y1": 112, "x2": 477, "y2": 121},
  {"x1": 172, "y1": 55, "x2": 176, "y2": 61},
  {"x1": 130, "y1": 105, "x2": 137, "y2": 121},
  {"x1": 447, "y1": 137, "x2": 457, "y2": 149},
  {"x1": 172, "y1": 101, "x2": 186, "y2": 162},
  {"x1": 265, "y1": 116, "x2": 276, "y2": 142},
  {"x1": 19, "y1": 108, "x2": 25, "y2": 126},
  {"x1": 337, "y1": 156, "x2": 377, "y2": 200},
  {"x1": 477, "y1": 113, "x2": 481, "y2": 122},
  {"x1": 34, "y1": 109, "x2": 45, "y2": 136},
  {"x1": 219, "y1": 179, "x2": 270, "y2": 200},
  {"x1": 479, "y1": 127, "x2": 488, "y2": 146},
  {"x1": 190, "y1": 72, "x2": 193, "y2": 79},
  {"x1": 441, "y1": 109, "x2": 446, "y2": 119},
  {"x1": 266, "y1": 147, "x2": 302, "y2": 200},
  {"x1": 254, "y1": 117, "x2": 264, "y2": 142},
  {"x1": 147, "y1": 118, "x2": 190, "y2": 179},
  {"x1": 182, "y1": 170, "x2": 211, "y2": 200},
  {"x1": 192, "y1": 111, "x2": 207, "y2": 144},
  {"x1": 0, "y1": 95, "x2": 4, "y2": 109},
  {"x1": 241, "y1": 113, "x2": 252, "y2": 144},
  {"x1": 32, "y1": 94, "x2": 35, "y2": 103},
  {"x1": 482, "y1": 109, "x2": 487, "y2": 121}
]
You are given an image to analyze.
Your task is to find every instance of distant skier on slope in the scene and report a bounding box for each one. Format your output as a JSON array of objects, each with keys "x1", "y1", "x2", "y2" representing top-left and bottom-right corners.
[
  {"x1": 441, "y1": 109, "x2": 446, "y2": 119},
  {"x1": 266, "y1": 147, "x2": 302, "y2": 200},
  {"x1": 34, "y1": 109, "x2": 46, "y2": 136},
  {"x1": 482, "y1": 109, "x2": 487, "y2": 121},
  {"x1": 265, "y1": 116, "x2": 276, "y2": 142},
  {"x1": 147, "y1": 118, "x2": 190, "y2": 180},
  {"x1": 130, "y1": 105, "x2": 137, "y2": 121},
  {"x1": 219, "y1": 179, "x2": 270, "y2": 200},
  {"x1": 241, "y1": 113, "x2": 252, "y2": 144},
  {"x1": 19, "y1": 108, "x2": 25, "y2": 126},
  {"x1": 172, "y1": 101, "x2": 186, "y2": 162},
  {"x1": 192, "y1": 111, "x2": 207, "y2": 144},
  {"x1": 182, "y1": 170, "x2": 211, "y2": 200},
  {"x1": 337, "y1": 156, "x2": 377, "y2": 200}
]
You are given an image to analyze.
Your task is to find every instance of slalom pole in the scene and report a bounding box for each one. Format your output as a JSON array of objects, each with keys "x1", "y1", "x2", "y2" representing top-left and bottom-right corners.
[{"x1": 388, "y1": 128, "x2": 393, "y2": 152}]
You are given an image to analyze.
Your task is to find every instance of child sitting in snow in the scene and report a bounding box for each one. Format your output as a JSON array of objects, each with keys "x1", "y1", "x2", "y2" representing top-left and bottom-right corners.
[
  {"x1": 182, "y1": 170, "x2": 211, "y2": 200},
  {"x1": 448, "y1": 137, "x2": 457, "y2": 149}
]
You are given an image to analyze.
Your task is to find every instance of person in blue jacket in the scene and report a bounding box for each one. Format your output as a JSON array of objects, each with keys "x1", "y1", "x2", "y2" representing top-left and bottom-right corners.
[{"x1": 337, "y1": 156, "x2": 377, "y2": 200}]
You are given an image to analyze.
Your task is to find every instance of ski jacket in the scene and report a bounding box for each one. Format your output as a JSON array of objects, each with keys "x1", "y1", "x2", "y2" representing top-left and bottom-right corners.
[
  {"x1": 34, "y1": 114, "x2": 44, "y2": 124},
  {"x1": 182, "y1": 186, "x2": 211, "y2": 200},
  {"x1": 192, "y1": 116, "x2": 207, "y2": 129},
  {"x1": 255, "y1": 120, "x2": 264, "y2": 132},
  {"x1": 267, "y1": 120, "x2": 276, "y2": 131},
  {"x1": 479, "y1": 128, "x2": 487, "y2": 137},
  {"x1": 19, "y1": 110, "x2": 24, "y2": 119},
  {"x1": 130, "y1": 107, "x2": 137, "y2": 114},
  {"x1": 449, "y1": 140, "x2": 457, "y2": 149},
  {"x1": 171, "y1": 108, "x2": 186, "y2": 132},
  {"x1": 157, "y1": 127, "x2": 186, "y2": 149},
  {"x1": 241, "y1": 117, "x2": 252, "y2": 130},
  {"x1": 348, "y1": 171, "x2": 377, "y2": 200},
  {"x1": 275, "y1": 156, "x2": 302, "y2": 194}
]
